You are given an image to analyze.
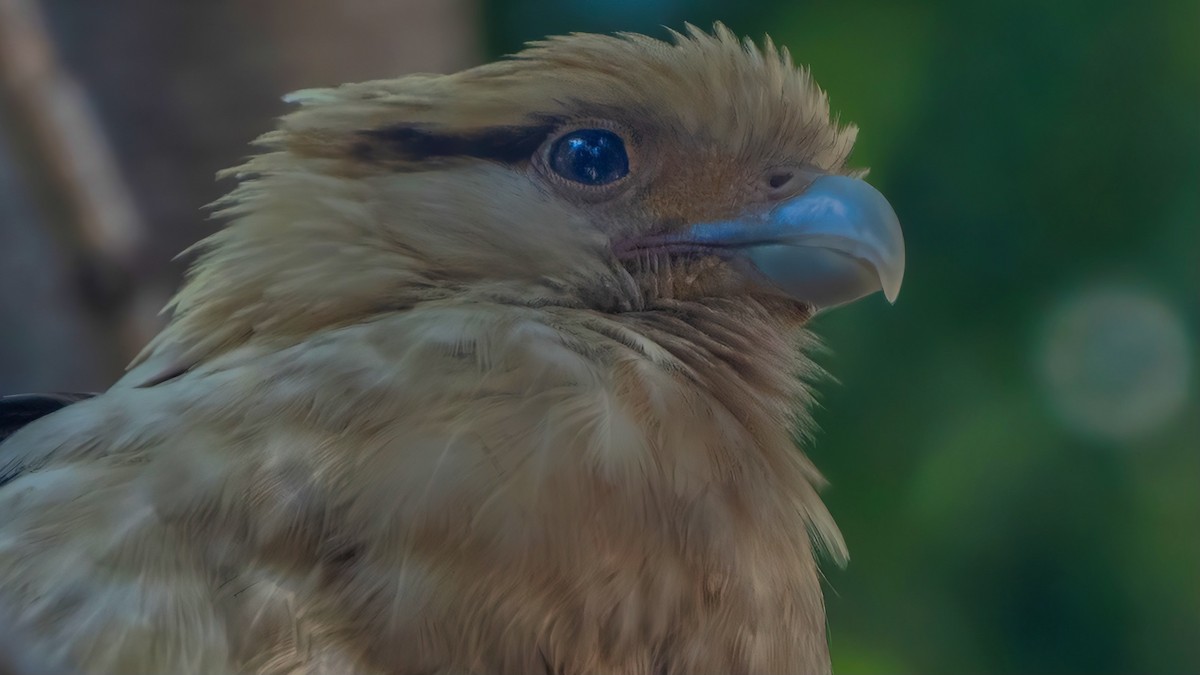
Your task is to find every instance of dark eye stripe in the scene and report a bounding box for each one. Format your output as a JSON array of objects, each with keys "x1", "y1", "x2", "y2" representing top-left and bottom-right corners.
[{"x1": 354, "y1": 122, "x2": 559, "y2": 165}]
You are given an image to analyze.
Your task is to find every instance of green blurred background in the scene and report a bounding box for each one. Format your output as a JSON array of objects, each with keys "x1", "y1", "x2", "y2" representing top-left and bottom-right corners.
[{"x1": 1, "y1": 0, "x2": 1196, "y2": 672}]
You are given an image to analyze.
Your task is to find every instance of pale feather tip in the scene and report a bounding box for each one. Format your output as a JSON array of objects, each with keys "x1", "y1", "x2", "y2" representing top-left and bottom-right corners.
[{"x1": 282, "y1": 89, "x2": 340, "y2": 106}]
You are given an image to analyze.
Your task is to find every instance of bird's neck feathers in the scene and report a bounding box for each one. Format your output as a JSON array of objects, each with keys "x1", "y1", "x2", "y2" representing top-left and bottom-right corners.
[{"x1": 609, "y1": 298, "x2": 847, "y2": 564}]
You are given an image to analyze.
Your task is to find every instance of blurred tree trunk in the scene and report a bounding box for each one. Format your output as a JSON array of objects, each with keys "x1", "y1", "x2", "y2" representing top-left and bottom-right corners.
[
  {"x1": 0, "y1": 0, "x2": 477, "y2": 393},
  {"x1": 0, "y1": 0, "x2": 142, "y2": 392}
]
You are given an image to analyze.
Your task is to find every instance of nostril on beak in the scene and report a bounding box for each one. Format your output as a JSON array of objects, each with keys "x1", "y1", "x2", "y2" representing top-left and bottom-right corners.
[
  {"x1": 767, "y1": 171, "x2": 794, "y2": 190},
  {"x1": 763, "y1": 168, "x2": 812, "y2": 201}
]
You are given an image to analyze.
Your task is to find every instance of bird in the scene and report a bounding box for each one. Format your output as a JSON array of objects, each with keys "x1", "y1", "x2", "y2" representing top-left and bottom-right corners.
[{"x1": 0, "y1": 24, "x2": 904, "y2": 675}]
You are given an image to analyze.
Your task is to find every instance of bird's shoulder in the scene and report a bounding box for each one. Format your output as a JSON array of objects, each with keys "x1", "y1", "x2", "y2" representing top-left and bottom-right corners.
[{"x1": 0, "y1": 307, "x2": 646, "y2": 674}]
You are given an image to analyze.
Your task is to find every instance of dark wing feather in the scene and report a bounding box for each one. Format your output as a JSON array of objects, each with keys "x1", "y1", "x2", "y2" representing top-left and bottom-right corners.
[{"x1": 0, "y1": 392, "x2": 95, "y2": 487}]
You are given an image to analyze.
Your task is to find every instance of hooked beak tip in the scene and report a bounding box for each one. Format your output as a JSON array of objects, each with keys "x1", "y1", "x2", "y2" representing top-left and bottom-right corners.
[{"x1": 882, "y1": 261, "x2": 905, "y2": 304}]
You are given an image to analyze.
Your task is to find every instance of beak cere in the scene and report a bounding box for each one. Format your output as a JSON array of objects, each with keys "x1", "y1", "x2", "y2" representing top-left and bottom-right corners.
[{"x1": 630, "y1": 175, "x2": 906, "y2": 310}]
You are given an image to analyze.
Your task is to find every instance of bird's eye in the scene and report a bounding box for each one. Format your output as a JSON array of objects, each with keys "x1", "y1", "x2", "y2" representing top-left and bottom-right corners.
[{"x1": 547, "y1": 129, "x2": 629, "y2": 186}]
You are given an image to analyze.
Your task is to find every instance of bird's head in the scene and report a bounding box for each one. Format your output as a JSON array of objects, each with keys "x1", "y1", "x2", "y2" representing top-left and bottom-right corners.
[{"x1": 147, "y1": 24, "x2": 904, "y2": 366}]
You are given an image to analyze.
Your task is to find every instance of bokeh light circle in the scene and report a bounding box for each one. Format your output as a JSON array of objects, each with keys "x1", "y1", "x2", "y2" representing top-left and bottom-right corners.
[{"x1": 1038, "y1": 285, "x2": 1192, "y2": 442}]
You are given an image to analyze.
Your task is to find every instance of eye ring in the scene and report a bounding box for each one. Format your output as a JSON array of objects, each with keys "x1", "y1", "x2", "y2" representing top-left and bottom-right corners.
[{"x1": 536, "y1": 121, "x2": 636, "y2": 194}]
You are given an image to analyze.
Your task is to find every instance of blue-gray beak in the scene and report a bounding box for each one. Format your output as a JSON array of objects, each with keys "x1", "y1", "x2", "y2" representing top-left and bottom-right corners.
[{"x1": 658, "y1": 175, "x2": 905, "y2": 310}]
